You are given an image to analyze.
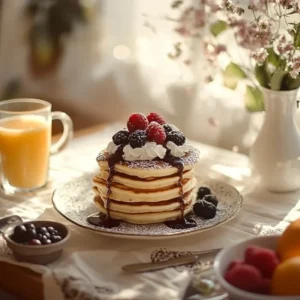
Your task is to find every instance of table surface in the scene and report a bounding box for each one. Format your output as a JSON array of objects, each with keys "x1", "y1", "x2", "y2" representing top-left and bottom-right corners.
[{"x1": 1, "y1": 123, "x2": 300, "y2": 300}]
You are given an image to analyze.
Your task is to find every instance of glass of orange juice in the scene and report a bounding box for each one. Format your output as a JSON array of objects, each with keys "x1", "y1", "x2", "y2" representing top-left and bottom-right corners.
[{"x1": 0, "y1": 98, "x2": 73, "y2": 193}]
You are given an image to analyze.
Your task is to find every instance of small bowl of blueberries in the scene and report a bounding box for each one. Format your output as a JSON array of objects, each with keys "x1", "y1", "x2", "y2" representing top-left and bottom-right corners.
[{"x1": 3, "y1": 220, "x2": 70, "y2": 265}]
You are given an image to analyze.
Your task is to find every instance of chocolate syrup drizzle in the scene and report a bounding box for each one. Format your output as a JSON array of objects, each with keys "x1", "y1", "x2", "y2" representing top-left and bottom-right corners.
[
  {"x1": 88, "y1": 147, "x2": 196, "y2": 230},
  {"x1": 163, "y1": 155, "x2": 196, "y2": 230}
]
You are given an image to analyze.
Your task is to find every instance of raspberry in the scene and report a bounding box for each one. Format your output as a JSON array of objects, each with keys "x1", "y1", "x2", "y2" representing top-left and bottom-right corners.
[
  {"x1": 127, "y1": 113, "x2": 149, "y2": 132},
  {"x1": 245, "y1": 246, "x2": 279, "y2": 278},
  {"x1": 128, "y1": 130, "x2": 147, "y2": 148},
  {"x1": 227, "y1": 260, "x2": 244, "y2": 271},
  {"x1": 245, "y1": 246, "x2": 260, "y2": 265},
  {"x1": 167, "y1": 131, "x2": 186, "y2": 146},
  {"x1": 258, "y1": 278, "x2": 271, "y2": 295},
  {"x1": 224, "y1": 264, "x2": 262, "y2": 293},
  {"x1": 162, "y1": 124, "x2": 173, "y2": 133},
  {"x1": 112, "y1": 130, "x2": 129, "y2": 145},
  {"x1": 146, "y1": 122, "x2": 166, "y2": 144},
  {"x1": 147, "y1": 112, "x2": 166, "y2": 125}
]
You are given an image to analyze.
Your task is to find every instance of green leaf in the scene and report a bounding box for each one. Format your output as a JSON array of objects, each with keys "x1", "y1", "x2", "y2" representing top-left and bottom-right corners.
[
  {"x1": 270, "y1": 71, "x2": 288, "y2": 90},
  {"x1": 266, "y1": 48, "x2": 280, "y2": 67},
  {"x1": 210, "y1": 20, "x2": 228, "y2": 37},
  {"x1": 294, "y1": 24, "x2": 300, "y2": 49},
  {"x1": 244, "y1": 85, "x2": 265, "y2": 112},
  {"x1": 282, "y1": 74, "x2": 300, "y2": 90},
  {"x1": 222, "y1": 62, "x2": 247, "y2": 89},
  {"x1": 254, "y1": 63, "x2": 269, "y2": 88}
]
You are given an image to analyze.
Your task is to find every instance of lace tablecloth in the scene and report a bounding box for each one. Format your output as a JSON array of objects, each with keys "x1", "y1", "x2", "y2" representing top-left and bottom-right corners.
[{"x1": 1, "y1": 124, "x2": 300, "y2": 300}]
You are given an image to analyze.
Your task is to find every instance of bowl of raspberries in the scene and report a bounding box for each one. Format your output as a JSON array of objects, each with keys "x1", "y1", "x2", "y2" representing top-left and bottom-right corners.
[{"x1": 213, "y1": 234, "x2": 300, "y2": 300}]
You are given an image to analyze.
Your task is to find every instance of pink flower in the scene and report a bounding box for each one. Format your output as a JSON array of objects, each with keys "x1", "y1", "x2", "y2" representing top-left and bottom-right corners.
[{"x1": 251, "y1": 48, "x2": 269, "y2": 64}]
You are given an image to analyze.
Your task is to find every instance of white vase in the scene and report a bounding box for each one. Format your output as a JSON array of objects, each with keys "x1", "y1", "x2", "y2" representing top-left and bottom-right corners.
[{"x1": 249, "y1": 87, "x2": 300, "y2": 192}]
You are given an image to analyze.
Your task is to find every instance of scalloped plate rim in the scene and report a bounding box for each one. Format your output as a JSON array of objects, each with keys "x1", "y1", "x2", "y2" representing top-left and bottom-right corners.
[{"x1": 52, "y1": 176, "x2": 243, "y2": 240}]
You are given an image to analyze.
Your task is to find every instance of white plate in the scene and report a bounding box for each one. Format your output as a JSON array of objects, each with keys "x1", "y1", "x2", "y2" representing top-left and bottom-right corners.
[{"x1": 52, "y1": 175, "x2": 243, "y2": 240}]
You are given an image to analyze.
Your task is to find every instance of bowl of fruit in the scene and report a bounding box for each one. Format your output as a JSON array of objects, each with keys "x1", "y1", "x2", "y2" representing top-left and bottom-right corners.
[
  {"x1": 214, "y1": 219, "x2": 300, "y2": 299},
  {"x1": 3, "y1": 220, "x2": 70, "y2": 265}
]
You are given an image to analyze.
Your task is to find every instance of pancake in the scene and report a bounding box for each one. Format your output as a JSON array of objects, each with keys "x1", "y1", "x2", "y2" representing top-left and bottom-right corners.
[
  {"x1": 94, "y1": 195, "x2": 195, "y2": 224},
  {"x1": 91, "y1": 124, "x2": 200, "y2": 225}
]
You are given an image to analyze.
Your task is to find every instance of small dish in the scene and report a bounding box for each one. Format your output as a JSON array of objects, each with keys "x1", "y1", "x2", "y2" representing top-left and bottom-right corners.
[
  {"x1": 213, "y1": 235, "x2": 299, "y2": 300},
  {"x1": 3, "y1": 220, "x2": 70, "y2": 265}
]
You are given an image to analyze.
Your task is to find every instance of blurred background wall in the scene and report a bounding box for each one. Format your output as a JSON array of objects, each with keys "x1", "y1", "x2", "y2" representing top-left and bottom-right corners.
[{"x1": 0, "y1": 0, "x2": 273, "y2": 154}]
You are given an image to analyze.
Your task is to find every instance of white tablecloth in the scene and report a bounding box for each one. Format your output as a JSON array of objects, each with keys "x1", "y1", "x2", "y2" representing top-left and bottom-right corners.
[{"x1": 0, "y1": 124, "x2": 300, "y2": 300}]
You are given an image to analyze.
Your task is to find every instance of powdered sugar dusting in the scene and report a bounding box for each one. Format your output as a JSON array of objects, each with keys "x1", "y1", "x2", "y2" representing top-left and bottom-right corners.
[{"x1": 96, "y1": 147, "x2": 200, "y2": 170}]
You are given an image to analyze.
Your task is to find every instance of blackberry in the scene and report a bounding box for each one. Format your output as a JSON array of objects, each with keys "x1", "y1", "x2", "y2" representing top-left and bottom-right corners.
[
  {"x1": 112, "y1": 130, "x2": 130, "y2": 145},
  {"x1": 197, "y1": 187, "x2": 211, "y2": 200},
  {"x1": 167, "y1": 131, "x2": 186, "y2": 146},
  {"x1": 193, "y1": 200, "x2": 216, "y2": 219},
  {"x1": 163, "y1": 124, "x2": 173, "y2": 134},
  {"x1": 128, "y1": 130, "x2": 147, "y2": 148},
  {"x1": 203, "y1": 194, "x2": 218, "y2": 207}
]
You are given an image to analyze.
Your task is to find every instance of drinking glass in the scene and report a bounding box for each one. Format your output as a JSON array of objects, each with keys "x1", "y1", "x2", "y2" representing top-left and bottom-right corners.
[{"x1": 0, "y1": 99, "x2": 73, "y2": 193}]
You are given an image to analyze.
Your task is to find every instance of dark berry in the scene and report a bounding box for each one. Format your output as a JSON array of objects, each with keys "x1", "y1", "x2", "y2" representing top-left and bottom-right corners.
[
  {"x1": 54, "y1": 230, "x2": 59, "y2": 235},
  {"x1": 146, "y1": 122, "x2": 166, "y2": 144},
  {"x1": 47, "y1": 226, "x2": 55, "y2": 233},
  {"x1": 13, "y1": 225, "x2": 27, "y2": 242},
  {"x1": 193, "y1": 200, "x2": 217, "y2": 219},
  {"x1": 25, "y1": 223, "x2": 35, "y2": 230},
  {"x1": 37, "y1": 227, "x2": 47, "y2": 234},
  {"x1": 203, "y1": 194, "x2": 218, "y2": 207},
  {"x1": 197, "y1": 187, "x2": 211, "y2": 199},
  {"x1": 147, "y1": 112, "x2": 166, "y2": 125},
  {"x1": 112, "y1": 130, "x2": 129, "y2": 145},
  {"x1": 42, "y1": 239, "x2": 52, "y2": 245},
  {"x1": 29, "y1": 239, "x2": 42, "y2": 246},
  {"x1": 27, "y1": 229, "x2": 37, "y2": 239},
  {"x1": 167, "y1": 131, "x2": 186, "y2": 146},
  {"x1": 127, "y1": 113, "x2": 149, "y2": 132},
  {"x1": 37, "y1": 233, "x2": 43, "y2": 240},
  {"x1": 128, "y1": 130, "x2": 147, "y2": 148},
  {"x1": 44, "y1": 232, "x2": 51, "y2": 239},
  {"x1": 14, "y1": 225, "x2": 27, "y2": 236},
  {"x1": 162, "y1": 124, "x2": 173, "y2": 133},
  {"x1": 51, "y1": 235, "x2": 62, "y2": 243}
]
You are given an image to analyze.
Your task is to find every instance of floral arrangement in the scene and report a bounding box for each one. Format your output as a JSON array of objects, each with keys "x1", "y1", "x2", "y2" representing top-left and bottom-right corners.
[{"x1": 163, "y1": 0, "x2": 300, "y2": 110}]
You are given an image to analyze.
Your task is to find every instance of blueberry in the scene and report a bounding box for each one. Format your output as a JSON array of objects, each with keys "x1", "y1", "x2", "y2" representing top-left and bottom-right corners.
[
  {"x1": 112, "y1": 130, "x2": 130, "y2": 145},
  {"x1": 166, "y1": 131, "x2": 186, "y2": 146},
  {"x1": 27, "y1": 228, "x2": 37, "y2": 239},
  {"x1": 14, "y1": 225, "x2": 27, "y2": 236},
  {"x1": 44, "y1": 232, "x2": 51, "y2": 239},
  {"x1": 197, "y1": 187, "x2": 211, "y2": 200},
  {"x1": 51, "y1": 235, "x2": 62, "y2": 243},
  {"x1": 42, "y1": 239, "x2": 52, "y2": 245},
  {"x1": 47, "y1": 226, "x2": 55, "y2": 233},
  {"x1": 203, "y1": 194, "x2": 218, "y2": 207},
  {"x1": 54, "y1": 230, "x2": 59, "y2": 235},
  {"x1": 13, "y1": 225, "x2": 27, "y2": 242},
  {"x1": 36, "y1": 233, "x2": 43, "y2": 240},
  {"x1": 193, "y1": 200, "x2": 216, "y2": 219},
  {"x1": 128, "y1": 130, "x2": 147, "y2": 148},
  {"x1": 37, "y1": 227, "x2": 47, "y2": 234},
  {"x1": 25, "y1": 223, "x2": 35, "y2": 230},
  {"x1": 29, "y1": 239, "x2": 42, "y2": 246}
]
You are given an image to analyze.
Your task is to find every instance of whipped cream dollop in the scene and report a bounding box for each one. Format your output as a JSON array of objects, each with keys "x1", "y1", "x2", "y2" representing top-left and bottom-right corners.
[
  {"x1": 107, "y1": 141, "x2": 119, "y2": 155},
  {"x1": 123, "y1": 142, "x2": 167, "y2": 161},
  {"x1": 166, "y1": 141, "x2": 193, "y2": 158}
]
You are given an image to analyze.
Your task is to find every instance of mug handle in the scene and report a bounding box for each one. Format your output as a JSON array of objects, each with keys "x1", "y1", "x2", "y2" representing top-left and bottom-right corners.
[{"x1": 50, "y1": 111, "x2": 73, "y2": 154}]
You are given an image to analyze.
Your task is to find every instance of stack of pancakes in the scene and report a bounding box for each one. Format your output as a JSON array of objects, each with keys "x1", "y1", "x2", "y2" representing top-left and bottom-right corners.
[{"x1": 92, "y1": 149, "x2": 199, "y2": 224}]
